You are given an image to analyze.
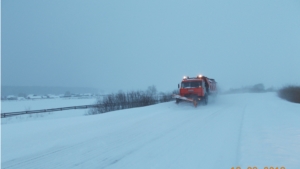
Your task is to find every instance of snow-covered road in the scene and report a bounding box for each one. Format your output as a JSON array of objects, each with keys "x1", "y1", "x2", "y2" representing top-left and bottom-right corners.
[{"x1": 2, "y1": 93, "x2": 300, "y2": 169}]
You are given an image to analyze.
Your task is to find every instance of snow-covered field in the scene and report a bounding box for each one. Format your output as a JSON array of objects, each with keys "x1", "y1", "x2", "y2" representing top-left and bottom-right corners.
[
  {"x1": 1, "y1": 98, "x2": 97, "y2": 112},
  {"x1": 1, "y1": 98, "x2": 97, "y2": 123},
  {"x1": 1, "y1": 93, "x2": 300, "y2": 169}
]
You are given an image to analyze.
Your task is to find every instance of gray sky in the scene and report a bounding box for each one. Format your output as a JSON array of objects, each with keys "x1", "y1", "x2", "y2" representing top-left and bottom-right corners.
[{"x1": 2, "y1": 0, "x2": 300, "y2": 92}]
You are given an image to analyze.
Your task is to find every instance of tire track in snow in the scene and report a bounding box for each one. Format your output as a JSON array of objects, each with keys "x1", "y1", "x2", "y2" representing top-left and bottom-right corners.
[
  {"x1": 162, "y1": 106, "x2": 235, "y2": 169},
  {"x1": 2, "y1": 105, "x2": 229, "y2": 169},
  {"x1": 101, "y1": 105, "x2": 233, "y2": 169},
  {"x1": 236, "y1": 105, "x2": 247, "y2": 166},
  {"x1": 2, "y1": 105, "x2": 231, "y2": 169},
  {"x1": 73, "y1": 105, "x2": 229, "y2": 169}
]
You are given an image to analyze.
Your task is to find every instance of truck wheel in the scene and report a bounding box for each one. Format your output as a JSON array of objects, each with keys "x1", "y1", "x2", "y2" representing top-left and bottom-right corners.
[
  {"x1": 193, "y1": 98, "x2": 198, "y2": 108},
  {"x1": 176, "y1": 99, "x2": 180, "y2": 104},
  {"x1": 203, "y1": 95, "x2": 208, "y2": 105}
]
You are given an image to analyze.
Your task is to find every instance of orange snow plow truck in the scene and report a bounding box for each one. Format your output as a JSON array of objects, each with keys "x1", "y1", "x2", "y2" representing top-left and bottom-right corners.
[{"x1": 172, "y1": 75, "x2": 217, "y2": 107}]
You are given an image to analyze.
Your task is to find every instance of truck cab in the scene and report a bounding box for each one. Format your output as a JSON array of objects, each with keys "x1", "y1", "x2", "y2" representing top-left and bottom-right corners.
[{"x1": 175, "y1": 75, "x2": 217, "y2": 106}]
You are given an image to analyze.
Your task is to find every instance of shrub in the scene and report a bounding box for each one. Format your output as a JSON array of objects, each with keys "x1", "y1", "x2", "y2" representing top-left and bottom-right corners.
[
  {"x1": 278, "y1": 85, "x2": 300, "y2": 104},
  {"x1": 87, "y1": 86, "x2": 178, "y2": 115}
]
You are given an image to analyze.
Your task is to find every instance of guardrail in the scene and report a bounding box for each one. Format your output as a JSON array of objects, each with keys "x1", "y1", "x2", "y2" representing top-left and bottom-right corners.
[
  {"x1": 1, "y1": 104, "x2": 99, "y2": 118},
  {"x1": 1, "y1": 94, "x2": 175, "y2": 118}
]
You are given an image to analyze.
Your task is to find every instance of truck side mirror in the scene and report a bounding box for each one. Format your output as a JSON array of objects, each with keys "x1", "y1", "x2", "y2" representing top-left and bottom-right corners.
[{"x1": 178, "y1": 84, "x2": 180, "y2": 88}]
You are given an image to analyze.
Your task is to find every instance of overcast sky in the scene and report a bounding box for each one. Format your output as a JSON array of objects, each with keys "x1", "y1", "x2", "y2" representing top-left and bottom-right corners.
[{"x1": 2, "y1": 0, "x2": 300, "y2": 92}]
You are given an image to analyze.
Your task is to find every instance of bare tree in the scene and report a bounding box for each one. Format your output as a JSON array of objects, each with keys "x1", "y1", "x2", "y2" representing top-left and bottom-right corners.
[{"x1": 89, "y1": 85, "x2": 173, "y2": 114}]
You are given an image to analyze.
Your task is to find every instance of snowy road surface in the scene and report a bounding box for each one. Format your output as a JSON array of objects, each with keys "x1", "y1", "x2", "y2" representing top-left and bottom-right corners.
[{"x1": 2, "y1": 93, "x2": 300, "y2": 169}]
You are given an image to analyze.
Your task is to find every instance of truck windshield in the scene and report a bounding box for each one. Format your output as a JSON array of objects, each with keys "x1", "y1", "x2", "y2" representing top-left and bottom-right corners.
[{"x1": 181, "y1": 81, "x2": 202, "y2": 88}]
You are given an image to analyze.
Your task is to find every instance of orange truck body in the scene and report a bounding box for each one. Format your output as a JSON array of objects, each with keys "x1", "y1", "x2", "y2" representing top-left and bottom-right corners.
[{"x1": 173, "y1": 75, "x2": 217, "y2": 107}]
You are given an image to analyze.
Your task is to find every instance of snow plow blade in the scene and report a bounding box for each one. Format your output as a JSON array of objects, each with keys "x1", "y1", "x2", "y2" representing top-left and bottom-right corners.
[
  {"x1": 172, "y1": 94, "x2": 198, "y2": 107},
  {"x1": 172, "y1": 94, "x2": 193, "y2": 102}
]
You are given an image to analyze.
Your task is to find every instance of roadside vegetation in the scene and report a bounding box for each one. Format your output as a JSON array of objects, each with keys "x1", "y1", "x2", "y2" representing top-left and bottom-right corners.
[
  {"x1": 88, "y1": 86, "x2": 178, "y2": 115},
  {"x1": 277, "y1": 85, "x2": 300, "y2": 104}
]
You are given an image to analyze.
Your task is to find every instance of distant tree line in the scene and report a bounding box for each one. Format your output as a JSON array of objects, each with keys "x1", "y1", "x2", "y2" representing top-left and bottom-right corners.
[
  {"x1": 1, "y1": 86, "x2": 97, "y2": 96},
  {"x1": 223, "y1": 83, "x2": 275, "y2": 94},
  {"x1": 88, "y1": 86, "x2": 178, "y2": 115}
]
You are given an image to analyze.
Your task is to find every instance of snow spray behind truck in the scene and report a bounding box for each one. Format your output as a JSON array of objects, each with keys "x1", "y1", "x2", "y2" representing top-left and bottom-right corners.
[{"x1": 172, "y1": 75, "x2": 217, "y2": 107}]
